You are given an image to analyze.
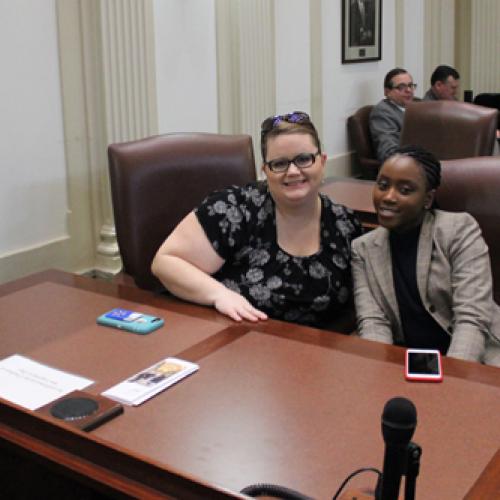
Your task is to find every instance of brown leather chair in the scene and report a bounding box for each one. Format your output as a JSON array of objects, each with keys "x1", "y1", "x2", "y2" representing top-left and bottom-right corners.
[
  {"x1": 437, "y1": 156, "x2": 500, "y2": 303},
  {"x1": 108, "y1": 133, "x2": 257, "y2": 290},
  {"x1": 347, "y1": 105, "x2": 382, "y2": 179},
  {"x1": 400, "y1": 101, "x2": 498, "y2": 159}
]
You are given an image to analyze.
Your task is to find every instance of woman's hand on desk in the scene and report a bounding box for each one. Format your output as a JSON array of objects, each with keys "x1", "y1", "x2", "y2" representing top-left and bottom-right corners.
[
  {"x1": 151, "y1": 212, "x2": 267, "y2": 323},
  {"x1": 213, "y1": 288, "x2": 268, "y2": 322}
]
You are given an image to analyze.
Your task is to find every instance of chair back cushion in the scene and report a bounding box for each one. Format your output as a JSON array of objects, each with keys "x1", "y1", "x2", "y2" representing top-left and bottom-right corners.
[
  {"x1": 108, "y1": 133, "x2": 256, "y2": 290},
  {"x1": 400, "y1": 101, "x2": 498, "y2": 159},
  {"x1": 347, "y1": 105, "x2": 382, "y2": 178},
  {"x1": 437, "y1": 156, "x2": 500, "y2": 302}
]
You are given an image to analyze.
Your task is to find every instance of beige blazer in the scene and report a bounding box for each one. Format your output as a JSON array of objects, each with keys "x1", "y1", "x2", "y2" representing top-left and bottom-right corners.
[{"x1": 352, "y1": 210, "x2": 500, "y2": 364}]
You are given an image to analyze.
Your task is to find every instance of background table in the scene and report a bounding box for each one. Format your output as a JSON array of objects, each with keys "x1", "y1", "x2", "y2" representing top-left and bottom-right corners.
[
  {"x1": 321, "y1": 177, "x2": 377, "y2": 229},
  {"x1": 1, "y1": 270, "x2": 499, "y2": 499}
]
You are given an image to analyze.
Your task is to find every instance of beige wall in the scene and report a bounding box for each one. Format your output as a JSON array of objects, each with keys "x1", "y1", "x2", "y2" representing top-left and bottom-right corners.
[{"x1": 1, "y1": 0, "x2": 498, "y2": 285}]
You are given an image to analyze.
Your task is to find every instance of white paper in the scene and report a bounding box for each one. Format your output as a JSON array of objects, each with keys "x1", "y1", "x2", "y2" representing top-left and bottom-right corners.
[
  {"x1": 0, "y1": 354, "x2": 94, "y2": 410},
  {"x1": 102, "y1": 357, "x2": 199, "y2": 406}
]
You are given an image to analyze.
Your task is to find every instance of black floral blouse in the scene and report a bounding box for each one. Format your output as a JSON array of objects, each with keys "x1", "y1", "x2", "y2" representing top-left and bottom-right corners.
[{"x1": 195, "y1": 182, "x2": 362, "y2": 327}]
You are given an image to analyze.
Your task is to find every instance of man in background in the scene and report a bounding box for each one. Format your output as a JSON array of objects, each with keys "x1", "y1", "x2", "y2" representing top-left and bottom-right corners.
[
  {"x1": 369, "y1": 68, "x2": 417, "y2": 162},
  {"x1": 423, "y1": 65, "x2": 460, "y2": 101}
]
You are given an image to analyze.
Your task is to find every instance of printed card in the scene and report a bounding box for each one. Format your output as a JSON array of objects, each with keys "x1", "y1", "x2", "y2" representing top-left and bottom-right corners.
[{"x1": 102, "y1": 357, "x2": 199, "y2": 406}]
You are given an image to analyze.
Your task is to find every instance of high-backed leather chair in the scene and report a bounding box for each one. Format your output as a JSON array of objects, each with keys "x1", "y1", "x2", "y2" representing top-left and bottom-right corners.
[
  {"x1": 400, "y1": 101, "x2": 498, "y2": 159},
  {"x1": 108, "y1": 133, "x2": 257, "y2": 290},
  {"x1": 437, "y1": 156, "x2": 500, "y2": 303},
  {"x1": 347, "y1": 105, "x2": 381, "y2": 179}
]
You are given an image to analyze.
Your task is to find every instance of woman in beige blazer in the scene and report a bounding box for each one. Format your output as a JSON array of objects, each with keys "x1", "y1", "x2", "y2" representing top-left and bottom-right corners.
[{"x1": 351, "y1": 145, "x2": 500, "y2": 365}]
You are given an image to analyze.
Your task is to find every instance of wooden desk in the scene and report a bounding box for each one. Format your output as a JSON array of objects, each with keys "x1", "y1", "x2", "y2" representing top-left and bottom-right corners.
[
  {"x1": 1, "y1": 270, "x2": 500, "y2": 499},
  {"x1": 321, "y1": 177, "x2": 377, "y2": 228}
]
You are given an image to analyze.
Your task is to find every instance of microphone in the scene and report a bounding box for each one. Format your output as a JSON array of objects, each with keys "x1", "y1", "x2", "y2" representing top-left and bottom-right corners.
[{"x1": 378, "y1": 397, "x2": 417, "y2": 500}]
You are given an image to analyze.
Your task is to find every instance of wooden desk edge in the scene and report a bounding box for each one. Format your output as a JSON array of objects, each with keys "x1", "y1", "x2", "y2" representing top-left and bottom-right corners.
[
  {"x1": 464, "y1": 447, "x2": 500, "y2": 499},
  {"x1": 0, "y1": 398, "x2": 247, "y2": 499}
]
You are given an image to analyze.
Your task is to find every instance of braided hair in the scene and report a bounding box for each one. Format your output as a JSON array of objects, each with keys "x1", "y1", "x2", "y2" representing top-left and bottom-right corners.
[{"x1": 392, "y1": 145, "x2": 441, "y2": 191}]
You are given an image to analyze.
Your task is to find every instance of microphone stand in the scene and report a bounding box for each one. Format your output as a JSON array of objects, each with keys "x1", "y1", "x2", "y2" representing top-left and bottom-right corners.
[
  {"x1": 374, "y1": 441, "x2": 421, "y2": 500},
  {"x1": 403, "y1": 442, "x2": 422, "y2": 500}
]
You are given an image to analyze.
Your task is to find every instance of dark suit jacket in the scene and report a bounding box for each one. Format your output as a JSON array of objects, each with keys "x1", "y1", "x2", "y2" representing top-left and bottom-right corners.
[{"x1": 423, "y1": 88, "x2": 439, "y2": 101}]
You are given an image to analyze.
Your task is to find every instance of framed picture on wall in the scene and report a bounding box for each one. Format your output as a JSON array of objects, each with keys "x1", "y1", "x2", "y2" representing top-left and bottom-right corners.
[{"x1": 342, "y1": 0, "x2": 382, "y2": 63}]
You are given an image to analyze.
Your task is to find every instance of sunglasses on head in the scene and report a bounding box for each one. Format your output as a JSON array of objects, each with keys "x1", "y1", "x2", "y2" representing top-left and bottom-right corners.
[{"x1": 261, "y1": 111, "x2": 311, "y2": 132}]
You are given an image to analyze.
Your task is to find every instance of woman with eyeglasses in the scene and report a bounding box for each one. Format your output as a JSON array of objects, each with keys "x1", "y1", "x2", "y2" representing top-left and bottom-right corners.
[
  {"x1": 351, "y1": 145, "x2": 500, "y2": 365},
  {"x1": 152, "y1": 112, "x2": 362, "y2": 327}
]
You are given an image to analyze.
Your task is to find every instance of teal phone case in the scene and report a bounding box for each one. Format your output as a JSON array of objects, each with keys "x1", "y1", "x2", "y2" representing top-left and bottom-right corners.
[{"x1": 97, "y1": 308, "x2": 164, "y2": 334}]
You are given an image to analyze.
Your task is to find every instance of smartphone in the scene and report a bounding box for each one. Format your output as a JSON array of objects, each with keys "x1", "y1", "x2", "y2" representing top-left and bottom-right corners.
[
  {"x1": 97, "y1": 308, "x2": 164, "y2": 334},
  {"x1": 405, "y1": 349, "x2": 443, "y2": 382}
]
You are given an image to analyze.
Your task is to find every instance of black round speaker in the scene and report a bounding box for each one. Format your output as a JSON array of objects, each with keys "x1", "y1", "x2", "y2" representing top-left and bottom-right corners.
[{"x1": 50, "y1": 397, "x2": 99, "y2": 421}]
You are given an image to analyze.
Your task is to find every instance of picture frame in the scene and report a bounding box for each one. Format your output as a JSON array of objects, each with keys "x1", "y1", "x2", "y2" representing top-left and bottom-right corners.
[{"x1": 342, "y1": 0, "x2": 382, "y2": 63}]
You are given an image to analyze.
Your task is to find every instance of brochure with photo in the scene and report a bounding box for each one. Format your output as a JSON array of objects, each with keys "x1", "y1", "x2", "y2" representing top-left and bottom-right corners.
[{"x1": 102, "y1": 357, "x2": 199, "y2": 406}]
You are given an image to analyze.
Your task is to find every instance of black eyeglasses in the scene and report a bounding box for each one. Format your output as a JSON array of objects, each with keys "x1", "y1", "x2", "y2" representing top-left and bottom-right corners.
[
  {"x1": 261, "y1": 111, "x2": 311, "y2": 133},
  {"x1": 264, "y1": 152, "x2": 320, "y2": 173},
  {"x1": 391, "y1": 83, "x2": 418, "y2": 91}
]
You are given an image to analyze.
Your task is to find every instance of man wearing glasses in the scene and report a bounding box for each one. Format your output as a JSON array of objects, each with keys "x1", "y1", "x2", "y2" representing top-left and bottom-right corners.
[{"x1": 369, "y1": 68, "x2": 418, "y2": 162}]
